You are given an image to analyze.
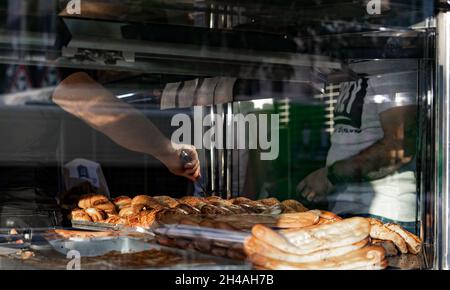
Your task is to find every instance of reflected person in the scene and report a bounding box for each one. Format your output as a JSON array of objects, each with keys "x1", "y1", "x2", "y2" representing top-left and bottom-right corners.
[{"x1": 296, "y1": 61, "x2": 417, "y2": 233}]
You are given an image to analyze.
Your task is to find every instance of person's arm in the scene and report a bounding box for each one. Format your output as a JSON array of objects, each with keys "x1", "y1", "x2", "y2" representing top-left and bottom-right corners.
[
  {"x1": 52, "y1": 72, "x2": 200, "y2": 181},
  {"x1": 297, "y1": 105, "x2": 416, "y2": 202},
  {"x1": 328, "y1": 105, "x2": 416, "y2": 183}
]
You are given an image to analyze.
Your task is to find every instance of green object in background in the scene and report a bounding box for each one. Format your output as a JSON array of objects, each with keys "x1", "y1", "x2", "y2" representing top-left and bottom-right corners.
[{"x1": 241, "y1": 99, "x2": 329, "y2": 205}]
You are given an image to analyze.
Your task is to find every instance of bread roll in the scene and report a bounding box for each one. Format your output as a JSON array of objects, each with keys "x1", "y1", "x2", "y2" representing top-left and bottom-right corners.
[
  {"x1": 229, "y1": 197, "x2": 252, "y2": 204},
  {"x1": 119, "y1": 204, "x2": 145, "y2": 217},
  {"x1": 385, "y1": 223, "x2": 422, "y2": 254},
  {"x1": 131, "y1": 195, "x2": 163, "y2": 210},
  {"x1": 155, "y1": 209, "x2": 186, "y2": 225},
  {"x1": 259, "y1": 198, "x2": 280, "y2": 206},
  {"x1": 78, "y1": 194, "x2": 109, "y2": 209},
  {"x1": 367, "y1": 218, "x2": 408, "y2": 254},
  {"x1": 174, "y1": 203, "x2": 201, "y2": 215},
  {"x1": 138, "y1": 210, "x2": 160, "y2": 228},
  {"x1": 248, "y1": 246, "x2": 387, "y2": 270},
  {"x1": 179, "y1": 196, "x2": 208, "y2": 208},
  {"x1": 85, "y1": 208, "x2": 107, "y2": 222},
  {"x1": 104, "y1": 215, "x2": 127, "y2": 225},
  {"x1": 244, "y1": 235, "x2": 369, "y2": 264},
  {"x1": 94, "y1": 201, "x2": 117, "y2": 214},
  {"x1": 200, "y1": 204, "x2": 229, "y2": 215},
  {"x1": 261, "y1": 204, "x2": 284, "y2": 215},
  {"x1": 71, "y1": 209, "x2": 92, "y2": 222},
  {"x1": 280, "y1": 199, "x2": 309, "y2": 212},
  {"x1": 275, "y1": 211, "x2": 320, "y2": 229},
  {"x1": 371, "y1": 239, "x2": 399, "y2": 256},
  {"x1": 315, "y1": 210, "x2": 342, "y2": 225},
  {"x1": 113, "y1": 196, "x2": 131, "y2": 209},
  {"x1": 277, "y1": 217, "x2": 371, "y2": 255},
  {"x1": 153, "y1": 196, "x2": 179, "y2": 208}
]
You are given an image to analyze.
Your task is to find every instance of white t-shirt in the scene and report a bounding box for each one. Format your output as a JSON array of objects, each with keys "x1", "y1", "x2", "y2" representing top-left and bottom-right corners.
[{"x1": 326, "y1": 64, "x2": 417, "y2": 222}]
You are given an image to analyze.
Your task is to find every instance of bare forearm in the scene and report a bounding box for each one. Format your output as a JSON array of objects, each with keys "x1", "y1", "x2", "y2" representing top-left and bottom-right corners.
[
  {"x1": 329, "y1": 138, "x2": 413, "y2": 183},
  {"x1": 53, "y1": 72, "x2": 174, "y2": 162}
]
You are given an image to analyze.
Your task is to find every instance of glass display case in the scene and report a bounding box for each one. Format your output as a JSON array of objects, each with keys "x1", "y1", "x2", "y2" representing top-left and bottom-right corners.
[{"x1": 0, "y1": 0, "x2": 446, "y2": 270}]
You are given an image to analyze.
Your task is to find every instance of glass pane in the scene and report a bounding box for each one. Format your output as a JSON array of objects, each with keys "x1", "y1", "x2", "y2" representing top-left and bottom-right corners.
[{"x1": 0, "y1": 0, "x2": 435, "y2": 269}]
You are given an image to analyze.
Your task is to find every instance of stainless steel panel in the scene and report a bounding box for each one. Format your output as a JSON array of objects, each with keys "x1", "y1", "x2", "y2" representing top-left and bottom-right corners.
[{"x1": 435, "y1": 10, "x2": 450, "y2": 270}]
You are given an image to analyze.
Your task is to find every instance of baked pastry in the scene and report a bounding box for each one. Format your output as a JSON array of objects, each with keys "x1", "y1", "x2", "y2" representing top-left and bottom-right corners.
[
  {"x1": 371, "y1": 239, "x2": 399, "y2": 256},
  {"x1": 156, "y1": 209, "x2": 187, "y2": 225},
  {"x1": 131, "y1": 195, "x2": 164, "y2": 210},
  {"x1": 113, "y1": 196, "x2": 131, "y2": 209},
  {"x1": 275, "y1": 211, "x2": 320, "y2": 228},
  {"x1": 94, "y1": 201, "x2": 117, "y2": 214},
  {"x1": 104, "y1": 215, "x2": 127, "y2": 225},
  {"x1": 367, "y1": 218, "x2": 408, "y2": 254},
  {"x1": 52, "y1": 229, "x2": 116, "y2": 239},
  {"x1": 71, "y1": 209, "x2": 92, "y2": 222},
  {"x1": 261, "y1": 204, "x2": 284, "y2": 215},
  {"x1": 78, "y1": 194, "x2": 109, "y2": 209},
  {"x1": 315, "y1": 210, "x2": 343, "y2": 224},
  {"x1": 247, "y1": 245, "x2": 387, "y2": 270},
  {"x1": 278, "y1": 217, "x2": 371, "y2": 255},
  {"x1": 200, "y1": 204, "x2": 229, "y2": 215},
  {"x1": 259, "y1": 198, "x2": 281, "y2": 207},
  {"x1": 85, "y1": 208, "x2": 107, "y2": 222},
  {"x1": 230, "y1": 197, "x2": 253, "y2": 205},
  {"x1": 245, "y1": 235, "x2": 369, "y2": 264},
  {"x1": 385, "y1": 223, "x2": 422, "y2": 254},
  {"x1": 137, "y1": 210, "x2": 160, "y2": 228},
  {"x1": 179, "y1": 196, "x2": 207, "y2": 208},
  {"x1": 219, "y1": 204, "x2": 247, "y2": 214},
  {"x1": 281, "y1": 200, "x2": 309, "y2": 213},
  {"x1": 153, "y1": 196, "x2": 180, "y2": 208},
  {"x1": 230, "y1": 197, "x2": 267, "y2": 213},
  {"x1": 174, "y1": 203, "x2": 201, "y2": 215},
  {"x1": 119, "y1": 204, "x2": 146, "y2": 217}
]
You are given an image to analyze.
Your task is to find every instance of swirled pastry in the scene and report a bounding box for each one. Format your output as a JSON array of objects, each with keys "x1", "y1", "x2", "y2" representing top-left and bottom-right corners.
[
  {"x1": 179, "y1": 196, "x2": 207, "y2": 208},
  {"x1": 119, "y1": 204, "x2": 146, "y2": 217},
  {"x1": 78, "y1": 194, "x2": 109, "y2": 209},
  {"x1": 174, "y1": 203, "x2": 201, "y2": 215},
  {"x1": 259, "y1": 198, "x2": 281, "y2": 207},
  {"x1": 94, "y1": 201, "x2": 117, "y2": 214},
  {"x1": 71, "y1": 209, "x2": 92, "y2": 222},
  {"x1": 85, "y1": 208, "x2": 107, "y2": 222},
  {"x1": 281, "y1": 200, "x2": 309, "y2": 213},
  {"x1": 113, "y1": 196, "x2": 131, "y2": 209},
  {"x1": 131, "y1": 195, "x2": 164, "y2": 210},
  {"x1": 104, "y1": 215, "x2": 127, "y2": 225},
  {"x1": 153, "y1": 196, "x2": 180, "y2": 208}
]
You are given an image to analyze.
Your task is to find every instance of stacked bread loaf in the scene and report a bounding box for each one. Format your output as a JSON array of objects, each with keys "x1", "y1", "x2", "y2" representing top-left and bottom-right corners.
[
  {"x1": 244, "y1": 218, "x2": 387, "y2": 269},
  {"x1": 244, "y1": 216, "x2": 422, "y2": 270}
]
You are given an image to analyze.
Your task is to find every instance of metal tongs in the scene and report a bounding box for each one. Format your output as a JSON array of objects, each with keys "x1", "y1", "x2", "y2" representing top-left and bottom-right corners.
[
  {"x1": 180, "y1": 149, "x2": 211, "y2": 197},
  {"x1": 70, "y1": 220, "x2": 156, "y2": 237}
]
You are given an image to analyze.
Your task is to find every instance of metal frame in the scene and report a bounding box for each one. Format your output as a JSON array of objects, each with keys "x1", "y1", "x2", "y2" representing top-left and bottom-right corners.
[{"x1": 434, "y1": 9, "x2": 450, "y2": 270}]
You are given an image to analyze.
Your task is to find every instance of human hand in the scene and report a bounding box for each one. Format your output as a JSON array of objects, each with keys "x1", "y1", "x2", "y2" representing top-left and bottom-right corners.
[
  {"x1": 160, "y1": 143, "x2": 201, "y2": 182},
  {"x1": 296, "y1": 167, "x2": 334, "y2": 203}
]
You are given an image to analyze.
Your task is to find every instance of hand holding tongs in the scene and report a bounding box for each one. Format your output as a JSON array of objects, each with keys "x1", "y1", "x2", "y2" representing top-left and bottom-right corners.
[{"x1": 180, "y1": 149, "x2": 210, "y2": 197}]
